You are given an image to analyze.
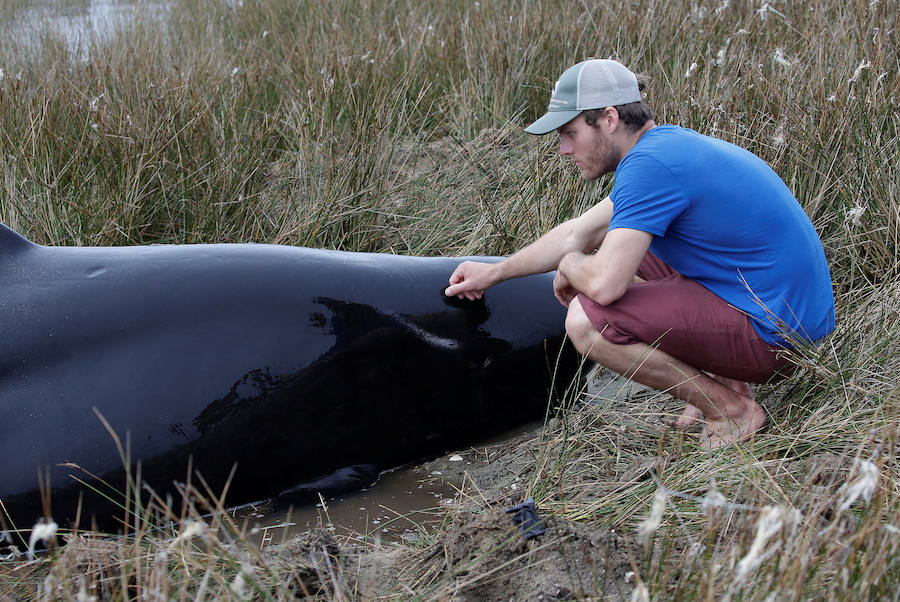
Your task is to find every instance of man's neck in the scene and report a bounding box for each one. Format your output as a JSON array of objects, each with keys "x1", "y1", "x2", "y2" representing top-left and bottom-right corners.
[{"x1": 611, "y1": 120, "x2": 656, "y2": 166}]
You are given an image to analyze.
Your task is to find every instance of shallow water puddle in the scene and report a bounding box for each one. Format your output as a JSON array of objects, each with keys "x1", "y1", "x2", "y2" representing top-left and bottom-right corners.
[
  {"x1": 227, "y1": 420, "x2": 545, "y2": 547},
  {"x1": 228, "y1": 464, "x2": 462, "y2": 547}
]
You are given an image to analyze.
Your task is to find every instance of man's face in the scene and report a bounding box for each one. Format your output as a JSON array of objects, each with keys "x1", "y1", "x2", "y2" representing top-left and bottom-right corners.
[{"x1": 557, "y1": 114, "x2": 617, "y2": 180}]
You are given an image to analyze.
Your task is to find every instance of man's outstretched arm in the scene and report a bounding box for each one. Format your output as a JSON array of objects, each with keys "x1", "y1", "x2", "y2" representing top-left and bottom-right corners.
[{"x1": 445, "y1": 197, "x2": 614, "y2": 299}]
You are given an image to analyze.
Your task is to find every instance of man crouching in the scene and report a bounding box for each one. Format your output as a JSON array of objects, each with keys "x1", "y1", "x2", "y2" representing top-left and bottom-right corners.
[{"x1": 446, "y1": 59, "x2": 835, "y2": 449}]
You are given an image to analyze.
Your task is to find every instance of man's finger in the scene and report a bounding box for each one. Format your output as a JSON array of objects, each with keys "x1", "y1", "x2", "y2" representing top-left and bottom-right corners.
[{"x1": 446, "y1": 283, "x2": 481, "y2": 299}]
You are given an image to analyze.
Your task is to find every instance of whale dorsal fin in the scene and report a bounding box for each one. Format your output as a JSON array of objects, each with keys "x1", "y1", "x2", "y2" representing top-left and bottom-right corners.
[{"x1": 0, "y1": 222, "x2": 37, "y2": 256}]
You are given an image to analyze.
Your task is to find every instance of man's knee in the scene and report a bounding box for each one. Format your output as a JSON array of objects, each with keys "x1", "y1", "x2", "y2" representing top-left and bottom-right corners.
[{"x1": 565, "y1": 297, "x2": 605, "y2": 355}]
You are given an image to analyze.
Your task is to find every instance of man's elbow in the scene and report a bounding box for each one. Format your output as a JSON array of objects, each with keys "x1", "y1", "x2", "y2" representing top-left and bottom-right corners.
[{"x1": 584, "y1": 281, "x2": 626, "y2": 306}]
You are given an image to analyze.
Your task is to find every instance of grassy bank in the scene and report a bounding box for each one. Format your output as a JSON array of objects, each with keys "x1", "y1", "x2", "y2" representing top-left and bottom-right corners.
[{"x1": 1, "y1": 0, "x2": 898, "y2": 599}]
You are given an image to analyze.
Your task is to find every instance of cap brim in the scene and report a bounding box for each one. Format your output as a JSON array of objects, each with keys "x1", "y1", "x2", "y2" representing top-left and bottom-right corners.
[{"x1": 524, "y1": 110, "x2": 582, "y2": 135}]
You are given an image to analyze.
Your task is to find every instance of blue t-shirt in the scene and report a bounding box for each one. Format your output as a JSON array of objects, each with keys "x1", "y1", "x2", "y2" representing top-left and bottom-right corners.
[{"x1": 609, "y1": 125, "x2": 835, "y2": 346}]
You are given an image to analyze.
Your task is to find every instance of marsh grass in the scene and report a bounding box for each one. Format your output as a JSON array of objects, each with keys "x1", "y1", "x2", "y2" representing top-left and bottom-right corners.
[
  {"x1": 1, "y1": 478, "x2": 352, "y2": 599},
  {"x1": 1, "y1": 0, "x2": 898, "y2": 599}
]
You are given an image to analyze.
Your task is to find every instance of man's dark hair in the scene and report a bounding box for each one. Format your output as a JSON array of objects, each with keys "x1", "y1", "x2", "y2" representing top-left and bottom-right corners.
[{"x1": 583, "y1": 74, "x2": 653, "y2": 132}]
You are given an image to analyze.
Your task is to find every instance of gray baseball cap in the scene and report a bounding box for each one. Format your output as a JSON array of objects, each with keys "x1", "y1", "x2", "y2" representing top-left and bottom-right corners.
[{"x1": 525, "y1": 59, "x2": 642, "y2": 135}]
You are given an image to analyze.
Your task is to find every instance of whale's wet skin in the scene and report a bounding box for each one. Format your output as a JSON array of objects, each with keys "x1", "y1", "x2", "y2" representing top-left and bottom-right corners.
[{"x1": 0, "y1": 223, "x2": 578, "y2": 531}]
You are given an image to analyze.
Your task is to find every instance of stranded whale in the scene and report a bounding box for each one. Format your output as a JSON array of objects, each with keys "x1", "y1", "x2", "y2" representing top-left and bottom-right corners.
[{"x1": 0, "y1": 222, "x2": 578, "y2": 530}]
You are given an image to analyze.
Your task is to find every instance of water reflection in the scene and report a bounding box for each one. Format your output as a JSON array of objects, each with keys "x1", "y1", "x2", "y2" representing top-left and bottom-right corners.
[{"x1": 2, "y1": 0, "x2": 171, "y2": 62}]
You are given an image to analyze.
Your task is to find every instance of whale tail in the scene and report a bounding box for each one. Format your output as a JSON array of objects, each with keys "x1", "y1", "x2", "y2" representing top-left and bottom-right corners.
[{"x1": 0, "y1": 222, "x2": 36, "y2": 257}]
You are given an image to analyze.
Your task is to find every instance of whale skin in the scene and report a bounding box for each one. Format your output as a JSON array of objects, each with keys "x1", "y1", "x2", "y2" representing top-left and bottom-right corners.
[{"x1": 0, "y1": 223, "x2": 578, "y2": 529}]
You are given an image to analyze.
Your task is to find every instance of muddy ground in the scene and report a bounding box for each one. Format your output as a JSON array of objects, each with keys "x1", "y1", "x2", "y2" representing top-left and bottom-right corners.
[{"x1": 272, "y1": 448, "x2": 646, "y2": 599}]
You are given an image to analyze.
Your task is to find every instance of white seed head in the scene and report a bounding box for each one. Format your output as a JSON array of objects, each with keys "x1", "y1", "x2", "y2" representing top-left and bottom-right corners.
[
  {"x1": 229, "y1": 573, "x2": 247, "y2": 599},
  {"x1": 703, "y1": 487, "x2": 726, "y2": 514},
  {"x1": 27, "y1": 519, "x2": 58, "y2": 560},
  {"x1": 734, "y1": 505, "x2": 792, "y2": 582},
  {"x1": 76, "y1": 577, "x2": 97, "y2": 602},
  {"x1": 171, "y1": 519, "x2": 207, "y2": 547},
  {"x1": 716, "y1": 45, "x2": 728, "y2": 64},
  {"x1": 837, "y1": 459, "x2": 879, "y2": 512},
  {"x1": 773, "y1": 48, "x2": 792, "y2": 67},
  {"x1": 630, "y1": 583, "x2": 650, "y2": 602},
  {"x1": 845, "y1": 204, "x2": 866, "y2": 227},
  {"x1": 849, "y1": 60, "x2": 871, "y2": 84},
  {"x1": 639, "y1": 489, "x2": 667, "y2": 541}
]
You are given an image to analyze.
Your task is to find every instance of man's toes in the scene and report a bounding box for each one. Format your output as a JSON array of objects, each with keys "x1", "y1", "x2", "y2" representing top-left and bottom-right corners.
[
  {"x1": 700, "y1": 408, "x2": 768, "y2": 450},
  {"x1": 674, "y1": 404, "x2": 703, "y2": 428}
]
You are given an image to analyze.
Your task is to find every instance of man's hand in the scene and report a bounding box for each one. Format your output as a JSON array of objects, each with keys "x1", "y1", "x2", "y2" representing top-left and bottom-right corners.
[
  {"x1": 445, "y1": 261, "x2": 499, "y2": 300},
  {"x1": 553, "y1": 270, "x2": 578, "y2": 307}
]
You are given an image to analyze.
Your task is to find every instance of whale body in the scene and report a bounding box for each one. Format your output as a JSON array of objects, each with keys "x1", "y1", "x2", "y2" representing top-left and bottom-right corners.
[{"x1": 0, "y1": 223, "x2": 577, "y2": 530}]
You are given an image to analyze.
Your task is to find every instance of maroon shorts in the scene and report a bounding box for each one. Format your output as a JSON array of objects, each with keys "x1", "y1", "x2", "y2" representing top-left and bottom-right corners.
[{"x1": 577, "y1": 253, "x2": 794, "y2": 383}]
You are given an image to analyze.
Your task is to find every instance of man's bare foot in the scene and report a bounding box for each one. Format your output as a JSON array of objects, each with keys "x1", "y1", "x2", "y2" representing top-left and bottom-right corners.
[
  {"x1": 674, "y1": 403, "x2": 703, "y2": 428},
  {"x1": 701, "y1": 402, "x2": 767, "y2": 450}
]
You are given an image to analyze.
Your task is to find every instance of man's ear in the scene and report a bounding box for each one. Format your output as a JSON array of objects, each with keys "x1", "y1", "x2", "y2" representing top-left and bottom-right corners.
[{"x1": 604, "y1": 106, "x2": 621, "y2": 132}]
